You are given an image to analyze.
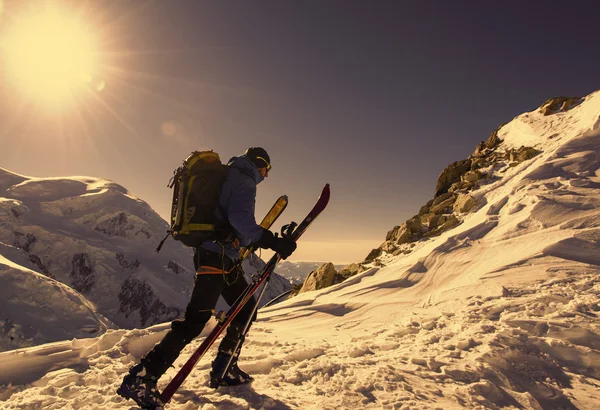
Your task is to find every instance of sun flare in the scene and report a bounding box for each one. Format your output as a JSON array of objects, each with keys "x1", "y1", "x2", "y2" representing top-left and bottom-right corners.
[{"x1": 2, "y1": 6, "x2": 99, "y2": 107}]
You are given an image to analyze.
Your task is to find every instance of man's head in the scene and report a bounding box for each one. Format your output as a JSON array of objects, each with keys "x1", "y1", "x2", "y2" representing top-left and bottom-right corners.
[{"x1": 245, "y1": 147, "x2": 271, "y2": 177}]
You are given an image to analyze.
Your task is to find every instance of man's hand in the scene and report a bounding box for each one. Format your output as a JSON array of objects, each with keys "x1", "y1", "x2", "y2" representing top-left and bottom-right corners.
[
  {"x1": 270, "y1": 236, "x2": 296, "y2": 259},
  {"x1": 258, "y1": 229, "x2": 297, "y2": 259}
]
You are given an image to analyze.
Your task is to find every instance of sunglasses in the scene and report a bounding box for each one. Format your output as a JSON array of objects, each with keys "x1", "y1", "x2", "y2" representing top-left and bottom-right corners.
[{"x1": 256, "y1": 156, "x2": 271, "y2": 171}]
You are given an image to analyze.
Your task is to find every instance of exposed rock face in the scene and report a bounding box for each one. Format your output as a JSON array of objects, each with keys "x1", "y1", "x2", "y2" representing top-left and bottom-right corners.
[
  {"x1": 364, "y1": 247, "x2": 382, "y2": 263},
  {"x1": 338, "y1": 263, "x2": 361, "y2": 280},
  {"x1": 167, "y1": 260, "x2": 185, "y2": 275},
  {"x1": 540, "y1": 96, "x2": 583, "y2": 116},
  {"x1": 298, "y1": 262, "x2": 337, "y2": 294},
  {"x1": 116, "y1": 253, "x2": 140, "y2": 273},
  {"x1": 118, "y1": 277, "x2": 182, "y2": 327},
  {"x1": 435, "y1": 159, "x2": 472, "y2": 198},
  {"x1": 71, "y1": 253, "x2": 95, "y2": 294},
  {"x1": 288, "y1": 261, "x2": 366, "y2": 298},
  {"x1": 454, "y1": 194, "x2": 478, "y2": 213}
]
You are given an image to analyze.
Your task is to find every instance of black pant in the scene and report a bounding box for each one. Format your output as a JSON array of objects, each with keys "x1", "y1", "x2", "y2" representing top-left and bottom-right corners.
[{"x1": 141, "y1": 249, "x2": 257, "y2": 379}]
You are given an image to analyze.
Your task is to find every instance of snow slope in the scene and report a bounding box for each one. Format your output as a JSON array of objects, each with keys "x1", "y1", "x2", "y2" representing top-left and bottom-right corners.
[{"x1": 1, "y1": 91, "x2": 600, "y2": 409}]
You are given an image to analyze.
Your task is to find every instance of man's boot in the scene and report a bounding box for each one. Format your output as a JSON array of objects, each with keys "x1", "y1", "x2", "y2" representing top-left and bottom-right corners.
[
  {"x1": 209, "y1": 352, "x2": 254, "y2": 388},
  {"x1": 117, "y1": 363, "x2": 164, "y2": 409}
]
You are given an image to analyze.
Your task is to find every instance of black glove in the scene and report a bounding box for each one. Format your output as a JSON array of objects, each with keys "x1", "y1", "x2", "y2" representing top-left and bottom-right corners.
[
  {"x1": 257, "y1": 229, "x2": 297, "y2": 260},
  {"x1": 270, "y1": 236, "x2": 297, "y2": 260}
]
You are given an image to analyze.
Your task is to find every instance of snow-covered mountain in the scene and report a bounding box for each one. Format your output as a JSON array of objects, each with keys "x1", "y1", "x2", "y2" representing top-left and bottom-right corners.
[
  {"x1": 0, "y1": 169, "x2": 290, "y2": 351},
  {"x1": 1, "y1": 90, "x2": 600, "y2": 409}
]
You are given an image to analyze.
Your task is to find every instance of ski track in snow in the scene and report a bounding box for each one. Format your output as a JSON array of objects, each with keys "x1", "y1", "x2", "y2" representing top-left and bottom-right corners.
[{"x1": 1, "y1": 92, "x2": 600, "y2": 409}]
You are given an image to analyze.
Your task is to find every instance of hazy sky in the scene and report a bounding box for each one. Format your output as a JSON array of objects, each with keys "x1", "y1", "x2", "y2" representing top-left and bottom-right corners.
[{"x1": 1, "y1": 1, "x2": 599, "y2": 263}]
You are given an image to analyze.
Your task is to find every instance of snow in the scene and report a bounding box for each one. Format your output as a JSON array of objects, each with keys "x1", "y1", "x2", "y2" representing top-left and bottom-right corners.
[{"x1": 1, "y1": 91, "x2": 600, "y2": 408}]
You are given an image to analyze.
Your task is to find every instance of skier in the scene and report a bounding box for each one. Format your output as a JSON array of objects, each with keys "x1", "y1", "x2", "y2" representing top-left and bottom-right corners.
[{"x1": 118, "y1": 147, "x2": 297, "y2": 407}]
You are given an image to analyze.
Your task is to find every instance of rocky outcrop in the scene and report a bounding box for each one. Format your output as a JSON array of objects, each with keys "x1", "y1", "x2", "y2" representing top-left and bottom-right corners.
[
  {"x1": 94, "y1": 212, "x2": 134, "y2": 238},
  {"x1": 337, "y1": 263, "x2": 361, "y2": 280},
  {"x1": 167, "y1": 260, "x2": 185, "y2": 275},
  {"x1": 116, "y1": 253, "x2": 140, "y2": 273},
  {"x1": 70, "y1": 253, "x2": 95, "y2": 294},
  {"x1": 289, "y1": 262, "x2": 365, "y2": 297},
  {"x1": 298, "y1": 263, "x2": 337, "y2": 294},
  {"x1": 118, "y1": 277, "x2": 182, "y2": 327},
  {"x1": 362, "y1": 96, "x2": 561, "y2": 266},
  {"x1": 13, "y1": 232, "x2": 52, "y2": 278},
  {"x1": 435, "y1": 160, "x2": 472, "y2": 198},
  {"x1": 540, "y1": 96, "x2": 583, "y2": 116}
]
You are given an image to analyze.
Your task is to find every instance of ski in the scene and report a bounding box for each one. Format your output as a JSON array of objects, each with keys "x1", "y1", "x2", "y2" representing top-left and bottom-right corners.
[
  {"x1": 262, "y1": 289, "x2": 293, "y2": 308},
  {"x1": 159, "y1": 184, "x2": 330, "y2": 405},
  {"x1": 239, "y1": 195, "x2": 288, "y2": 262}
]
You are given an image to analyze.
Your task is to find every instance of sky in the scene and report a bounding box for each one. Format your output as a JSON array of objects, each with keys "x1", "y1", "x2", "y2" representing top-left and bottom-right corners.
[{"x1": 0, "y1": 0, "x2": 599, "y2": 263}]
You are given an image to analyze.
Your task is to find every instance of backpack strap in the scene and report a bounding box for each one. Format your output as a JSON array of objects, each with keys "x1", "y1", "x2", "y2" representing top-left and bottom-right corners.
[{"x1": 155, "y1": 231, "x2": 171, "y2": 253}]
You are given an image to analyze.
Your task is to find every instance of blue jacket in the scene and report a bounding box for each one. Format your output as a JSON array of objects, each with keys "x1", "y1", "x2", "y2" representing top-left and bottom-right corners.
[{"x1": 200, "y1": 155, "x2": 265, "y2": 262}]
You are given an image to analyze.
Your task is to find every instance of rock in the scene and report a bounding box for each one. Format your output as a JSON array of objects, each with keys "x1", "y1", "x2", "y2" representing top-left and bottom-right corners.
[
  {"x1": 428, "y1": 214, "x2": 445, "y2": 230},
  {"x1": 94, "y1": 212, "x2": 134, "y2": 238},
  {"x1": 364, "y1": 248, "x2": 382, "y2": 262},
  {"x1": 387, "y1": 223, "x2": 413, "y2": 245},
  {"x1": 167, "y1": 260, "x2": 185, "y2": 275},
  {"x1": 470, "y1": 157, "x2": 487, "y2": 170},
  {"x1": 385, "y1": 225, "x2": 402, "y2": 241},
  {"x1": 509, "y1": 146, "x2": 541, "y2": 163},
  {"x1": 298, "y1": 262, "x2": 337, "y2": 294},
  {"x1": 453, "y1": 194, "x2": 478, "y2": 213},
  {"x1": 425, "y1": 215, "x2": 461, "y2": 237},
  {"x1": 435, "y1": 159, "x2": 472, "y2": 197},
  {"x1": 540, "y1": 96, "x2": 582, "y2": 115},
  {"x1": 419, "y1": 199, "x2": 434, "y2": 215},
  {"x1": 448, "y1": 181, "x2": 472, "y2": 194},
  {"x1": 432, "y1": 192, "x2": 454, "y2": 207},
  {"x1": 484, "y1": 126, "x2": 504, "y2": 150},
  {"x1": 462, "y1": 170, "x2": 486, "y2": 184},
  {"x1": 440, "y1": 215, "x2": 461, "y2": 230},
  {"x1": 118, "y1": 277, "x2": 182, "y2": 327},
  {"x1": 420, "y1": 212, "x2": 436, "y2": 226},
  {"x1": 380, "y1": 241, "x2": 398, "y2": 253},
  {"x1": 430, "y1": 196, "x2": 456, "y2": 215},
  {"x1": 472, "y1": 141, "x2": 486, "y2": 157},
  {"x1": 116, "y1": 253, "x2": 140, "y2": 273},
  {"x1": 70, "y1": 253, "x2": 95, "y2": 294},
  {"x1": 405, "y1": 216, "x2": 423, "y2": 233},
  {"x1": 338, "y1": 263, "x2": 361, "y2": 279}
]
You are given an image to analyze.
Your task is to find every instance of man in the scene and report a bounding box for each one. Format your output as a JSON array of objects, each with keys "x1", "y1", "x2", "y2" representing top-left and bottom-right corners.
[{"x1": 118, "y1": 147, "x2": 296, "y2": 406}]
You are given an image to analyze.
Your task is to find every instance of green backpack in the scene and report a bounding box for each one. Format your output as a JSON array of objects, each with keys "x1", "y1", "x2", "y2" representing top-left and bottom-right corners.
[{"x1": 156, "y1": 151, "x2": 231, "y2": 252}]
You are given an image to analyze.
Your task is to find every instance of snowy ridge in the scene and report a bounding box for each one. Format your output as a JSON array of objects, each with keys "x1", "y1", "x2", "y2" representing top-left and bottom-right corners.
[{"x1": 1, "y1": 91, "x2": 600, "y2": 408}]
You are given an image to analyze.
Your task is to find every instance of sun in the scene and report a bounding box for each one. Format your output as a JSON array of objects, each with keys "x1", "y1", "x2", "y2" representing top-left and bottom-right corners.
[{"x1": 1, "y1": 6, "x2": 100, "y2": 107}]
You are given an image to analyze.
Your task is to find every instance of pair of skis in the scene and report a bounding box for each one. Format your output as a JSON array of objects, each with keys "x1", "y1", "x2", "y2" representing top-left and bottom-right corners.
[{"x1": 158, "y1": 184, "x2": 331, "y2": 407}]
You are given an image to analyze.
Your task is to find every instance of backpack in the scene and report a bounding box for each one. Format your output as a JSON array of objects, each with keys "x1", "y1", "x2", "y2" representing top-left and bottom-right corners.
[{"x1": 156, "y1": 150, "x2": 231, "y2": 252}]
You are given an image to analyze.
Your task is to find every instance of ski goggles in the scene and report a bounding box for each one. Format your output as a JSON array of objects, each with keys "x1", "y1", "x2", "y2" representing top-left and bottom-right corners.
[{"x1": 256, "y1": 156, "x2": 272, "y2": 171}]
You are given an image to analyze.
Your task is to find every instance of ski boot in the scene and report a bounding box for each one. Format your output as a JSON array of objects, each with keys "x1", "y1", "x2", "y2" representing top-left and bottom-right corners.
[
  {"x1": 209, "y1": 353, "x2": 254, "y2": 388},
  {"x1": 117, "y1": 363, "x2": 164, "y2": 409}
]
